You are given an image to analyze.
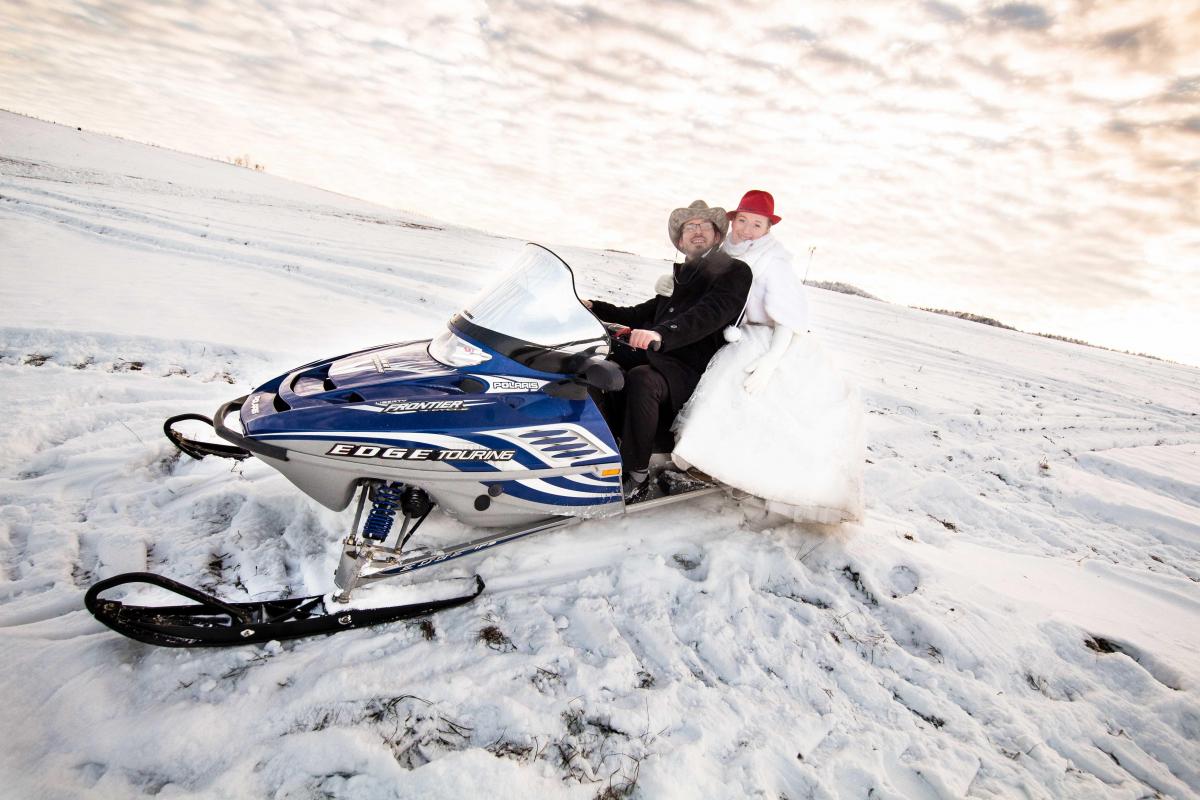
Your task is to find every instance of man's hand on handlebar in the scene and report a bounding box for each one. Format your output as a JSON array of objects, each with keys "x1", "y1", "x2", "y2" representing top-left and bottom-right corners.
[
  {"x1": 628, "y1": 329, "x2": 662, "y2": 351},
  {"x1": 601, "y1": 322, "x2": 661, "y2": 351}
]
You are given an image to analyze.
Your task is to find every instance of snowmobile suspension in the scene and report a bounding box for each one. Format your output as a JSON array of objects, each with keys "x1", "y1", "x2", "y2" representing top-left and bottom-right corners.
[
  {"x1": 363, "y1": 482, "x2": 404, "y2": 540},
  {"x1": 356, "y1": 482, "x2": 434, "y2": 543},
  {"x1": 335, "y1": 482, "x2": 435, "y2": 599}
]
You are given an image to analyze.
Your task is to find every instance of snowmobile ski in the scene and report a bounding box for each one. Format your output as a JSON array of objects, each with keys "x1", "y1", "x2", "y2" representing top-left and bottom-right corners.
[{"x1": 84, "y1": 571, "x2": 485, "y2": 648}]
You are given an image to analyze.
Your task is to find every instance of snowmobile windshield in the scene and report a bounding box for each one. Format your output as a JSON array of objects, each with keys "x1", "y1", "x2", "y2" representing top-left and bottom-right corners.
[{"x1": 443, "y1": 243, "x2": 610, "y2": 374}]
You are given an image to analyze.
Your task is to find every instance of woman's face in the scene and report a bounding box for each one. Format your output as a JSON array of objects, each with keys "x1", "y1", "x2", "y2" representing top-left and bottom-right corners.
[{"x1": 731, "y1": 212, "x2": 771, "y2": 243}]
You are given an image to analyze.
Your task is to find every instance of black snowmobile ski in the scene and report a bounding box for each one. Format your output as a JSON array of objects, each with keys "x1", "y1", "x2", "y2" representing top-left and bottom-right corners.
[{"x1": 84, "y1": 572, "x2": 484, "y2": 648}]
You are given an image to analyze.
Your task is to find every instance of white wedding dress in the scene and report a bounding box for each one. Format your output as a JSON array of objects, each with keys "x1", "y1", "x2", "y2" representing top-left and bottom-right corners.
[{"x1": 671, "y1": 234, "x2": 864, "y2": 524}]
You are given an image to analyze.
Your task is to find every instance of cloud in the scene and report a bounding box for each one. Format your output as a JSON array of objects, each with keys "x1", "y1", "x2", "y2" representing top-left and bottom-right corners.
[
  {"x1": 986, "y1": 3, "x2": 1054, "y2": 31},
  {"x1": 924, "y1": 1, "x2": 967, "y2": 24},
  {"x1": 765, "y1": 25, "x2": 821, "y2": 43},
  {"x1": 1099, "y1": 21, "x2": 1164, "y2": 53},
  {"x1": 0, "y1": 0, "x2": 1197, "y2": 362},
  {"x1": 807, "y1": 44, "x2": 886, "y2": 78},
  {"x1": 1094, "y1": 20, "x2": 1179, "y2": 71},
  {"x1": 1162, "y1": 75, "x2": 1200, "y2": 103}
]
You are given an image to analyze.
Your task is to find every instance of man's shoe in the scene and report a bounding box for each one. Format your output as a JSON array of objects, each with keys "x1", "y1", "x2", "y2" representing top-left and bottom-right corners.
[
  {"x1": 622, "y1": 472, "x2": 651, "y2": 503},
  {"x1": 657, "y1": 468, "x2": 711, "y2": 496}
]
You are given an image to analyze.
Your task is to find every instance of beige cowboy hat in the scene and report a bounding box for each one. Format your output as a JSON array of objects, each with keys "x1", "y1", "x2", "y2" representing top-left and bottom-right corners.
[{"x1": 668, "y1": 200, "x2": 729, "y2": 250}]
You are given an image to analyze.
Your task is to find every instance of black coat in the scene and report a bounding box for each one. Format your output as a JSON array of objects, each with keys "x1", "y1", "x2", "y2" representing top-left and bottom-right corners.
[{"x1": 590, "y1": 248, "x2": 752, "y2": 413}]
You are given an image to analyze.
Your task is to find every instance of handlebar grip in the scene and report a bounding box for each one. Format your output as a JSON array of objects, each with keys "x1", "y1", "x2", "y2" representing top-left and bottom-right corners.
[{"x1": 648, "y1": 339, "x2": 661, "y2": 351}]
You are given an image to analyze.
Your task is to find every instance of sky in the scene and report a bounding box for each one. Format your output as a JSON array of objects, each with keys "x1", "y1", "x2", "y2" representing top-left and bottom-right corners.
[{"x1": 1, "y1": 0, "x2": 1198, "y2": 365}]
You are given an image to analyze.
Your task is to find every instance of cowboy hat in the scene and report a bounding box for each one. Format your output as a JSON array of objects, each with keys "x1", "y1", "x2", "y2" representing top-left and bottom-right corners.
[{"x1": 668, "y1": 200, "x2": 729, "y2": 249}]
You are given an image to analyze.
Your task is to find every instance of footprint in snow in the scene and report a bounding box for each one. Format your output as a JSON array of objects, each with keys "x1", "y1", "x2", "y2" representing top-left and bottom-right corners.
[
  {"x1": 671, "y1": 547, "x2": 707, "y2": 581},
  {"x1": 887, "y1": 565, "x2": 920, "y2": 598}
]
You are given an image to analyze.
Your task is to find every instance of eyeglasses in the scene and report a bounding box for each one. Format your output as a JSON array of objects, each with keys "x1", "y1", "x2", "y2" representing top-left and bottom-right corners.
[{"x1": 682, "y1": 222, "x2": 713, "y2": 234}]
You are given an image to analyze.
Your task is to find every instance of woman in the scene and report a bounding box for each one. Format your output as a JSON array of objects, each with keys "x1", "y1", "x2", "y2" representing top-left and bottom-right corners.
[{"x1": 670, "y1": 190, "x2": 865, "y2": 524}]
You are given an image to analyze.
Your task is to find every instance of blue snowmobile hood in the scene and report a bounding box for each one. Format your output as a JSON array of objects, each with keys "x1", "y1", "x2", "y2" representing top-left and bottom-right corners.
[
  {"x1": 248, "y1": 341, "x2": 460, "y2": 415},
  {"x1": 236, "y1": 332, "x2": 610, "y2": 449}
]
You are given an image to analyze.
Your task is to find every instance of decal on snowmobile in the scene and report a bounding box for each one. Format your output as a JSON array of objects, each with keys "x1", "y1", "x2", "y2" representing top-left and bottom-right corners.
[
  {"x1": 325, "y1": 443, "x2": 516, "y2": 462},
  {"x1": 249, "y1": 394, "x2": 262, "y2": 415},
  {"x1": 363, "y1": 399, "x2": 492, "y2": 414},
  {"x1": 487, "y1": 424, "x2": 618, "y2": 463},
  {"x1": 483, "y1": 377, "x2": 546, "y2": 393}
]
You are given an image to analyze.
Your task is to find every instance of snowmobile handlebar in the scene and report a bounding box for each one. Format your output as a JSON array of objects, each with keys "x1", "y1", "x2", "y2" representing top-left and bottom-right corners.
[
  {"x1": 604, "y1": 323, "x2": 661, "y2": 352},
  {"x1": 212, "y1": 396, "x2": 290, "y2": 461}
]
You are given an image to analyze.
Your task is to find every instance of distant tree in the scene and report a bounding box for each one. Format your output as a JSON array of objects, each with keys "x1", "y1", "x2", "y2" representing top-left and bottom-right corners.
[
  {"x1": 909, "y1": 310, "x2": 1169, "y2": 363},
  {"x1": 1032, "y1": 332, "x2": 1164, "y2": 361},
  {"x1": 917, "y1": 308, "x2": 1016, "y2": 330},
  {"x1": 806, "y1": 280, "x2": 880, "y2": 301}
]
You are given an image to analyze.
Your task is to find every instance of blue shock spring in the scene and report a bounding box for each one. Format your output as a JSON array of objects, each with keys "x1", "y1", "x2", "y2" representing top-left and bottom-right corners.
[{"x1": 362, "y1": 482, "x2": 404, "y2": 541}]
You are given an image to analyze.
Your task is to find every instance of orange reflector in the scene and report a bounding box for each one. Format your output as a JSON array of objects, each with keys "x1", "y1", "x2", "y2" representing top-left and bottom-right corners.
[{"x1": 598, "y1": 467, "x2": 621, "y2": 477}]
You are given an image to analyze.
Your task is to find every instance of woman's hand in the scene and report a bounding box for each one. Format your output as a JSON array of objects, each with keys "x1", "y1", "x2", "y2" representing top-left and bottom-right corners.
[{"x1": 744, "y1": 326, "x2": 795, "y2": 394}]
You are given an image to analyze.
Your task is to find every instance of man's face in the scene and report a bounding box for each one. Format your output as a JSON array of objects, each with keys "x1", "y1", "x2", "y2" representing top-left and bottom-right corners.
[{"x1": 678, "y1": 217, "x2": 717, "y2": 257}]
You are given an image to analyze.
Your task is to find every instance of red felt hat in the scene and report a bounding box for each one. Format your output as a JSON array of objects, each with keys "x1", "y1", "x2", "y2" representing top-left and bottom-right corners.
[{"x1": 727, "y1": 190, "x2": 781, "y2": 225}]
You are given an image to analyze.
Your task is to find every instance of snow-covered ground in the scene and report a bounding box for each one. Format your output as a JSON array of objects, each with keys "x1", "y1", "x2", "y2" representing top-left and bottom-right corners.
[{"x1": 2, "y1": 111, "x2": 1198, "y2": 799}]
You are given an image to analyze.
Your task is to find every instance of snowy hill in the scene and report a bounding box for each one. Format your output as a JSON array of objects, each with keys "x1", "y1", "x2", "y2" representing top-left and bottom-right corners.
[{"x1": 2, "y1": 111, "x2": 1199, "y2": 800}]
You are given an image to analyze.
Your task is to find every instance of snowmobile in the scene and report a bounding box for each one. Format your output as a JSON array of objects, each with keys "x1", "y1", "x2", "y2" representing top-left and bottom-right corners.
[{"x1": 86, "y1": 244, "x2": 718, "y2": 647}]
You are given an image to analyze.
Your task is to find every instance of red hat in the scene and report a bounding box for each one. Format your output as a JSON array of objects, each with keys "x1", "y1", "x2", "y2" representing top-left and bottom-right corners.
[{"x1": 727, "y1": 190, "x2": 781, "y2": 225}]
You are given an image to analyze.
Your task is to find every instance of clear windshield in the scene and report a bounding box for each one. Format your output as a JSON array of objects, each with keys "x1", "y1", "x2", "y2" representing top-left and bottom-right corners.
[{"x1": 456, "y1": 244, "x2": 608, "y2": 364}]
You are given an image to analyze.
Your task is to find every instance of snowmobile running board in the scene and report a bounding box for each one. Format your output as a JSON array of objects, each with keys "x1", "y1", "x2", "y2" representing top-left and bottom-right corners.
[
  {"x1": 347, "y1": 482, "x2": 722, "y2": 588},
  {"x1": 85, "y1": 484, "x2": 721, "y2": 648}
]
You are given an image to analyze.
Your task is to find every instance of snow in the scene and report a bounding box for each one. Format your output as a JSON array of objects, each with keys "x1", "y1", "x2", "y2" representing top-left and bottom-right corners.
[{"x1": 2, "y1": 110, "x2": 1199, "y2": 799}]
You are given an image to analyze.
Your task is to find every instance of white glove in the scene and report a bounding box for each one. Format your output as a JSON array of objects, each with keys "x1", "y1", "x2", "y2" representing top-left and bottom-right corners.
[
  {"x1": 654, "y1": 274, "x2": 674, "y2": 297},
  {"x1": 744, "y1": 326, "x2": 795, "y2": 394}
]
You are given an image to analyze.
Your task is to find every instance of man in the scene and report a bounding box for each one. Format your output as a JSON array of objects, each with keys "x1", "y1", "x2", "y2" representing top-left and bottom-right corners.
[{"x1": 588, "y1": 200, "x2": 752, "y2": 501}]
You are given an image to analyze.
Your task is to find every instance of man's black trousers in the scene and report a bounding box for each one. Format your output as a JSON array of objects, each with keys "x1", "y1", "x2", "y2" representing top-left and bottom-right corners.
[{"x1": 591, "y1": 347, "x2": 672, "y2": 474}]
